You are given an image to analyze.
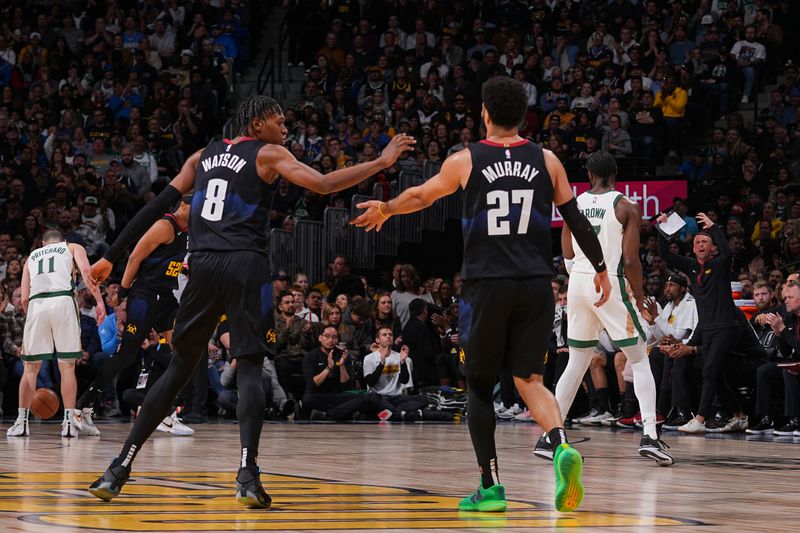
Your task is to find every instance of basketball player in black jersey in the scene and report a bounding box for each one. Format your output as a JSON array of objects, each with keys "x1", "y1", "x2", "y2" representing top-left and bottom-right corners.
[
  {"x1": 353, "y1": 77, "x2": 611, "y2": 513},
  {"x1": 87, "y1": 96, "x2": 414, "y2": 509},
  {"x1": 74, "y1": 197, "x2": 191, "y2": 437}
]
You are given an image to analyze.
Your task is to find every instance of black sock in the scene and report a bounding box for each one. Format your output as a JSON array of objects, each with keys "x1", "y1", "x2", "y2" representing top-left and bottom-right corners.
[
  {"x1": 466, "y1": 377, "x2": 499, "y2": 489},
  {"x1": 236, "y1": 357, "x2": 266, "y2": 469},
  {"x1": 479, "y1": 457, "x2": 499, "y2": 489},
  {"x1": 548, "y1": 427, "x2": 568, "y2": 447},
  {"x1": 596, "y1": 387, "x2": 610, "y2": 412},
  {"x1": 77, "y1": 385, "x2": 102, "y2": 410}
]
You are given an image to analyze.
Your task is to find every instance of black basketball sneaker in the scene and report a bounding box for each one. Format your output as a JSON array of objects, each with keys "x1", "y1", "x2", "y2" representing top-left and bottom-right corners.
[
  {"x1": 235, "y1": 466, "x2": 271, "y2": 509},
  {"x1": 88, "y1": 459, "x2": 131, "y2": 501}
]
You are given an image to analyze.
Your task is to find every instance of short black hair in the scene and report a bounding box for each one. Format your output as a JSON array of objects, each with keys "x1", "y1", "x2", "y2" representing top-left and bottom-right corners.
[
  {"x1": 236, "y1": 95, "x2": 282, "y2": 136},
  {"x1": 278, "y1": 291, "x2": 293, "y2": 302},
  {"x1": 409, "y1": 298, "x2": 428, "y2": 317},
  {"x1": 585, "y1": 151, "x2": 617, "y2": 184},
  {"x1": 481, "y1": 76, "x2": 527, "y2": 129}
]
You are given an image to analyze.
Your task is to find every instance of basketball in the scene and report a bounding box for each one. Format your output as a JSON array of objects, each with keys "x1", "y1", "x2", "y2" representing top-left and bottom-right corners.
[{"x1": 30, "y1": 388, "x2": 60, "y2": 420}]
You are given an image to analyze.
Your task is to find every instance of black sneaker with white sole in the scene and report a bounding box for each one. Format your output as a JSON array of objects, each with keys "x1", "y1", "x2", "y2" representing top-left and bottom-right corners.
[
  {"x1": 773, "y1": 418, "x2": 800, "y2": 436},
  {"x1": 533, "y1": 434, "x2": 553, "y2": 461},
  {"x1": 235, "y1": 466, "x2": 271, "y2": 509},
  {"x1": 88, "y1": 460, "x2": 131, "y2": 501},
  {"x1": 638, "y1": 436, "x2": 675, "y2": 466},
  {"x1": 745, "y1": 416, "x2": 774, "y2": 435}
]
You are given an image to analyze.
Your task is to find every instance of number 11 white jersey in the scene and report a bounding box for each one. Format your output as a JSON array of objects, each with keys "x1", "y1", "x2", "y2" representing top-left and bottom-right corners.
[{"x1": 26, "y1": 242, "x2": 75, "y2": 297}]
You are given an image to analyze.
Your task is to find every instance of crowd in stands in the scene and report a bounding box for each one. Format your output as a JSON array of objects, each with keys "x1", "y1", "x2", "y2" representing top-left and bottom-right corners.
[{"x1": 1, "y1": 1, "x2": 800, "y2": 432}]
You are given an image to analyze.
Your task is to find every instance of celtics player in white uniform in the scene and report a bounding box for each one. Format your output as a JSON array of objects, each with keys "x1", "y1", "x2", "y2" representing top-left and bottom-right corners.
[
  {"x1": 7, "y1": 229, "x2": 105, "y2": 438},
  {"x1": 535, "y1": 152, "x2": 674, "y2": 466}
]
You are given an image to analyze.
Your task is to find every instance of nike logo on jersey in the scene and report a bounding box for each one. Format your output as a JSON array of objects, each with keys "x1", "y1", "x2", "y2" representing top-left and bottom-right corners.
[
  {"x1": 201, "y1": 153, "x2": 247, "y2": 173},
  {"x1": 481, "y1": 161, "x2": 540, "y2": 183}
]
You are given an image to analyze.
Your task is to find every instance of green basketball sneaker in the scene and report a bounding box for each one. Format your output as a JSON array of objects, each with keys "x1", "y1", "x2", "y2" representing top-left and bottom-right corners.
[
  {"x1": 458, "y1": 483, "x2": 507, "y2": 512},
  {"x1": 553, "y1": 443, "x2": 584, "y2": 512}
]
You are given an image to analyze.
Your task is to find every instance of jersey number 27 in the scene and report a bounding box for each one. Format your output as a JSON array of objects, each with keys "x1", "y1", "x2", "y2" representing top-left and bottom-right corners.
[{"x1": 487, "y1": 190, "x2": 534, "y2": 236}]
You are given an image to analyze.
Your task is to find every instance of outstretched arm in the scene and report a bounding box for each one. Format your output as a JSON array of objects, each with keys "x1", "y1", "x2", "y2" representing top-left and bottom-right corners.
[
  {"x1": 350, "y1": 148, "x2": 467, "y2": 232},
  {"x1": 120, "y1": 219, "x2": 175, "y2": 294},
  {"x1": 261, "y1": 134, "x2": 415, "y2": 194},
  {"x1": 92, "y1": 150, "x2": 201, "y2": 282}
]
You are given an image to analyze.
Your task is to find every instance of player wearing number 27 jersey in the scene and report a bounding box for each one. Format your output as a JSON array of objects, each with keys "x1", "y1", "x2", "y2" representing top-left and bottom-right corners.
[
  {"x1": 352, "y1": 77, "x2": 612, "y2": 514},
  {"x1": 88, "y1": 96, "x2": 415, "y2": 509}
]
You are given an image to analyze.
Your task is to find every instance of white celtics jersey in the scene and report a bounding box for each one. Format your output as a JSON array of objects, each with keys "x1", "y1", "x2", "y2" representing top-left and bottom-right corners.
[
  {"x1": 27, "y1": 242, "x2": 75, "y2": 297},
  {"x1": 571, "y1": 190, "x2": 625, "y2": 276}
]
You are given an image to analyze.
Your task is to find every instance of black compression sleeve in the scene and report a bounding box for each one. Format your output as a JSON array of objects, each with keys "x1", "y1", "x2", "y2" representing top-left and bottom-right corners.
[
  {"x1": 104, "y1": 185, "x2": 182, "y2": 264},
  {"x1": 558, "y1": 197, "x2": 606, "y2": 273},
  {"x1": 364, "y1": 362, "x2": 384, "y2": 387}
]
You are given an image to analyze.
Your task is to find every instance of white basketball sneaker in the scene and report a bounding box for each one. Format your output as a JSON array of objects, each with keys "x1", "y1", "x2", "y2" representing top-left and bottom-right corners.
[
  {"x1": 79, "y1": 408, "x2": 101, "y2": 436},
  {"x1": 7, "y1": 417, "x2": 28, "y2": 437},
  {"x1": 61, "y1": 411, "x2": 79, "y2": 438},
  {"x1": 157, "y1": 410, "x2": 195, "y2": 436}
]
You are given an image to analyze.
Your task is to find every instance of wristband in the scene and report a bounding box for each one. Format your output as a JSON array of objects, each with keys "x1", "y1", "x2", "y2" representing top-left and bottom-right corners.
[{"x1": 118, "y1": 286, "x2": 130, "y2": 300}]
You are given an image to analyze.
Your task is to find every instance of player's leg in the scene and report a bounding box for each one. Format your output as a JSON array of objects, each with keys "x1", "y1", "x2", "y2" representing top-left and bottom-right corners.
[
  {"x1": 618, "y1": 340, "x2": 674, "y2": 465},
  {"x1": 57, "y1": 358, "x2": 81, "y2": 437},
  {"x1": 458, "y1": 278, "x2": 507, "y2": 512},
  {"x1": 7, "y1": 360, "x2": 40, "y2": 437},
  {"x1": 77, "y1": 288, "x2": 156, "y2": 410},
  {"x1": 88, "y1": 256, "x2": 224, "y2": 501},
  {"x1": 223, "y1": 251, "x2": 272, "y2": 509},
  {"x1": 508, "y1": 277, "x2": 583, "y2": 512}
]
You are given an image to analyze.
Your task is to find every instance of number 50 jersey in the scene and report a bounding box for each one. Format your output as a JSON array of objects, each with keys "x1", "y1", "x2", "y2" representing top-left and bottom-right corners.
[
  {"x1": 189, "y1": 139, "x2": 273, "y2": 254},
  {"x1": 461, "y1": 140, "x2": 554, "y2": 281}
]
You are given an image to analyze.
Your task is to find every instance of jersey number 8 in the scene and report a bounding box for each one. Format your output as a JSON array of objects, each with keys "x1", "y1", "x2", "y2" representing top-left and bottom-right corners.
[
  {"x1": 487, "y1": 190, "x2": 534, "y2": 236},
  {"x1": 200, "y1": 178, "x2": 228, "y2": 221}
]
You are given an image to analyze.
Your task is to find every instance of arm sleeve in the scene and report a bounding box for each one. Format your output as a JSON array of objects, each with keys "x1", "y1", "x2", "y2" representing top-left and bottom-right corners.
[
  {"x1": 557, "y1": 197, "x2": 607, "y2": 272},
  {"x1": 399, "y1": 360, "x2": 410, "y2": 384},
  {"x1": 657, "y1": 228, "x2": 696, "y2": 274},
  {"x1": 709, "y1": 224, "x2": 731, "y2": 263},
  {"x1": 103, "y1": 185, "x2": 182, "y2": 263},
  {"x1": 363, "y1": 361, "x2": 384, "y2": 387}
]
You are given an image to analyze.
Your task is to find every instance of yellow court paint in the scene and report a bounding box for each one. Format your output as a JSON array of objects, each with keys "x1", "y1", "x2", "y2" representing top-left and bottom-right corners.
[{"x1": 0, "y1": 471, "x2": 696, "y2": 531}]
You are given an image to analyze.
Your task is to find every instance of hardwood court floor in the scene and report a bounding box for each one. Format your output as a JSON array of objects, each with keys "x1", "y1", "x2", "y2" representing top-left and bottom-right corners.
[{"x1": 0, "y1": 419, "x2": 798, "y2": 532}]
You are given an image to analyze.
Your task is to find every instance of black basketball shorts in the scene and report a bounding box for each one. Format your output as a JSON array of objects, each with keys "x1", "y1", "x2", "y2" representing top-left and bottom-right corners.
[
  {"x1": 172, "y1": 250, "x2": 274, "y2": 359},
  {"x1": 458, "y1": 276, "x2": 554, "y2": 379}
]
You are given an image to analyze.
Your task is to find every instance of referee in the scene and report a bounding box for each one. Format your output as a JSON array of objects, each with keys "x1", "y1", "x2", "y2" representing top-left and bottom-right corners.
[{"x1": 656, "y1": 212, "x2": 739, "y2": 433}]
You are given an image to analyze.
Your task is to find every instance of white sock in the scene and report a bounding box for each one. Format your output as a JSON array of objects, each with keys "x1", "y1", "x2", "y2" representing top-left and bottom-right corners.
[
  {"x1": 64, "y1": 408, "x2": 73, "y2": 420},
  {"x1": 623, "y1": 342, "x2": 658, "y2": 439},
  {"x1": 555, "y1": 347, "x2": 595, "y2": 421},
  {"x1": 17, "y1": 407, "x2": 28, "y2": 421}
]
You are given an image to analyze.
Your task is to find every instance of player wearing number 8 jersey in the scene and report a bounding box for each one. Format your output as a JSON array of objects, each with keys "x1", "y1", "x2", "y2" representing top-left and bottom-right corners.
[
  {"x1": 352, "y1": 77, "x2": 612, "y2": 513},
  {"x1": 87, "y1": 96, "x2": 415, "y2": 509},
  {"x1": 76, "y1": 199, "x2": 191, "y2": 437}
]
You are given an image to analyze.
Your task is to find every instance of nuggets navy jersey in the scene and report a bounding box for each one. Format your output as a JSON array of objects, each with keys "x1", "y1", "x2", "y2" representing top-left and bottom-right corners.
[
  {"x1": 189, "y1": 139, "x2": 272, "y2": 253},
  {"x1": 134, "y1": 215, "x2": 187, "y2": 292},
  {"x1": 461, "y1": 140, "x2": 554, "y2": 280}
]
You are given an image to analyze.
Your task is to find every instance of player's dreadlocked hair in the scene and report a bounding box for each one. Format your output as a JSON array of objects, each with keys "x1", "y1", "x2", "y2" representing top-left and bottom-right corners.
[
  {"x1": 236, "y1": 95, "x2": 283, "y2": 136},
  {"x1": 585, "y1": 151, "x2": 617, "y2": 187}
]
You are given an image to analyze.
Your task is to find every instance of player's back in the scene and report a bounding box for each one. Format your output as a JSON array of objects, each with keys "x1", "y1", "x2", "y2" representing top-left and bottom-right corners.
[
  {"x1": 461, "y1": 140, "x2": 554, "y2": 280},
  {"x1": 26, "y1": 242, "x2": 75, "y2": 297},
  {"x1": 189, "y1": 139, "x2": 272, "y2": 253},
  {"x1": 571, "y1": 190, "x2": 624, "y2": 277},
  {"x1": 136, "y1": 215, "x2": 188, "y2": 292}
]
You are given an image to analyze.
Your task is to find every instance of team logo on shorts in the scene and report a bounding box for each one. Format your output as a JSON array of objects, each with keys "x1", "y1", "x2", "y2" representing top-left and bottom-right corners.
[
  {"x1": 458, "y1": 348, "x2": 466, "y2": 364},
  {"x1": 265, "y1": 328, "x2": 277, "y2": 344},
  {"x1": 126, "y1": 324, "x2": 137, "y2": 335}
]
